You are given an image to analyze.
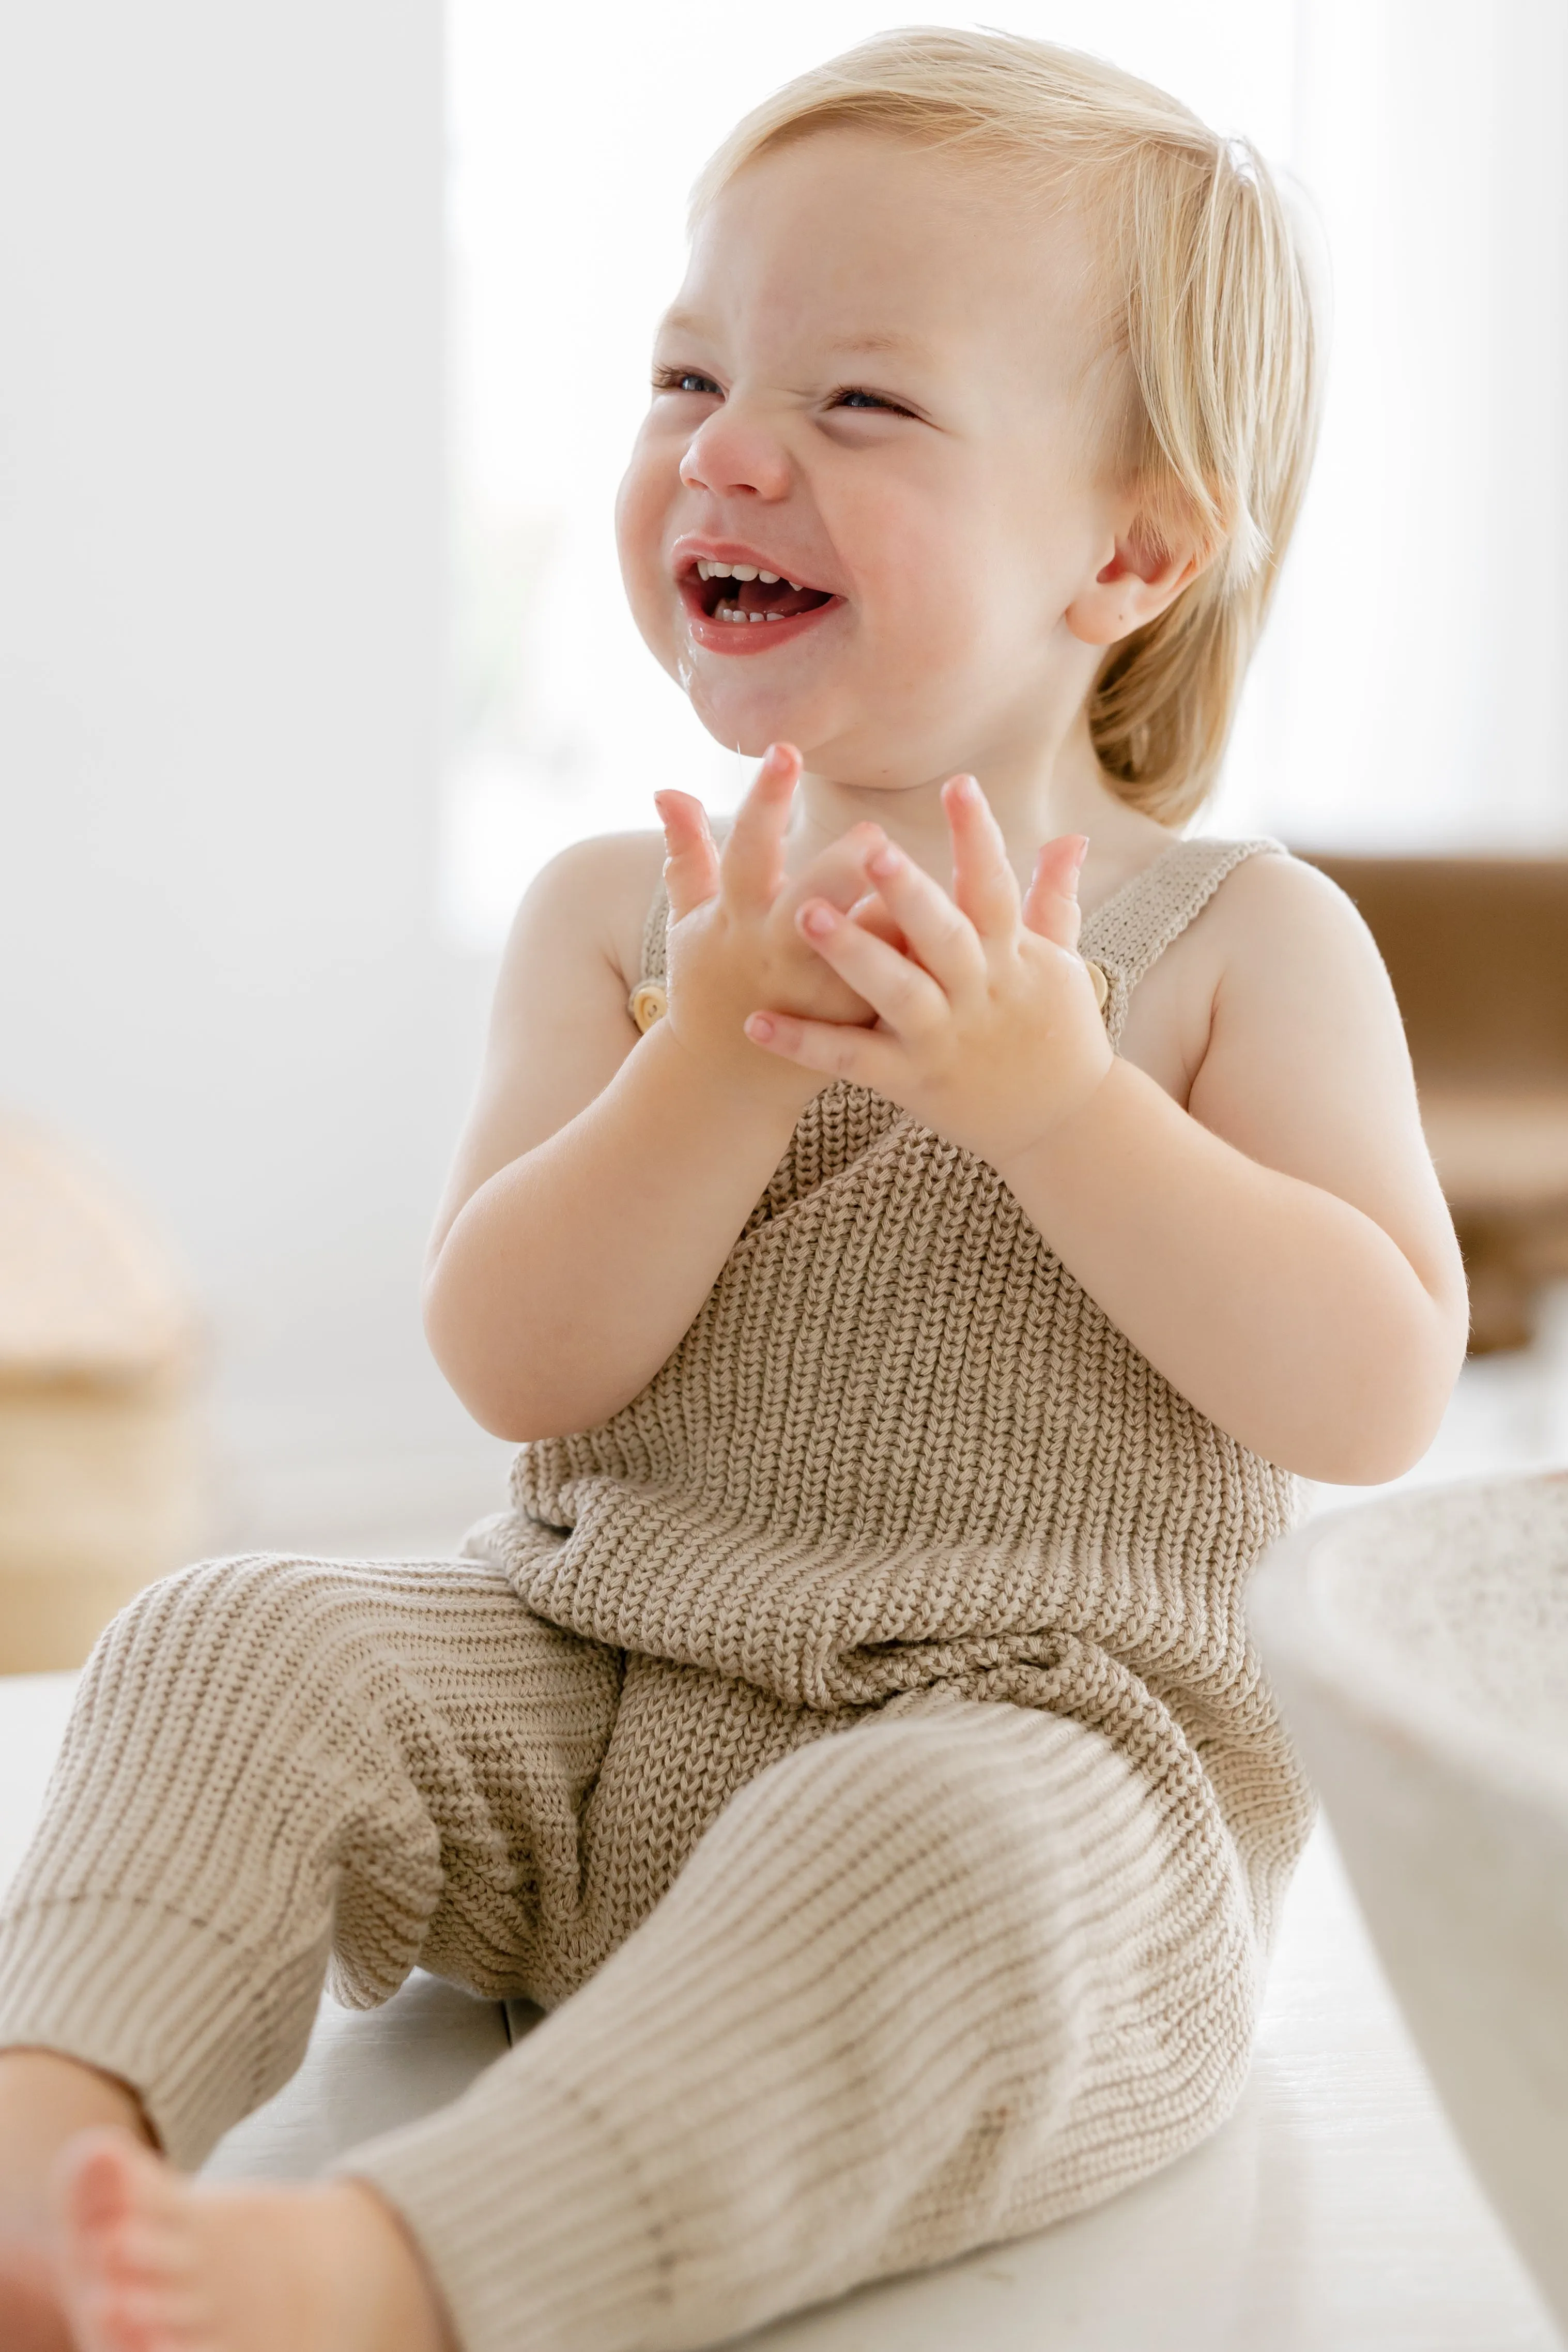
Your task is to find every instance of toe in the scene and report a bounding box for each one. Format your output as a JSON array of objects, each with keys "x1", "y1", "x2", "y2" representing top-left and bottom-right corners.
[
  {"x1": 54, "y1": 2131, "x2": 201, "y2": 2352},
  {"x1": 56, "y1": 2129, "x2": 160, "y2": 2237},
  {"x1": 75, "y1": 2274, "x2": 207, "y2": 2352},
  {"x1": 58, "y1": 2130, "x2": 187, "y2": 2252}
]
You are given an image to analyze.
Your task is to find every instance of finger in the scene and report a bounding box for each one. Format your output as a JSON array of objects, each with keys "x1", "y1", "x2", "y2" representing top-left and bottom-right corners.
[
  {"x1": 654, "y1": 791, "x2": 720, "y2": 921},
  {"x1": 943, "y1": 774, "x2": 1021, "y2": 940},
  {"x1": 717, "y1": 742, "x2": 800, "y2": 908},
  {"x1": 1022, "y1": 835, "x2": 1086, "y2": 950},
  {"x1": 777, "y1": 821, "x2": 890, "y2": 918},
  {"x1": 796, "y1": 897, "x2": 950, "y2": 1036},
  {"x1": 846, "y1": 891, "x2": 908, "y2": 954},
  {"x1": 860, "y1": 841, "x2": 988, "y2": 1002},
  {"x1": 744, "y1": 1008, "x2": 902, "y2": 1092}
]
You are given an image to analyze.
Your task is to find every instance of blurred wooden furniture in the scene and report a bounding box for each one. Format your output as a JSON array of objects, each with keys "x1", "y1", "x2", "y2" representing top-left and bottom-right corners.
[
  {"x1": 1301, "y1": 856, "x2": 1568, "y2": 1352},
  {"x1": 0, "y1": 1123, "x2": 206, "y2": 1668}
]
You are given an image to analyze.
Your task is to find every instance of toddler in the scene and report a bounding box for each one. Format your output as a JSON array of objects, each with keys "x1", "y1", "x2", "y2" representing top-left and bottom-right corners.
[{"x1": 0, "y1": 29, "x2": 1467, "y2": 2352}]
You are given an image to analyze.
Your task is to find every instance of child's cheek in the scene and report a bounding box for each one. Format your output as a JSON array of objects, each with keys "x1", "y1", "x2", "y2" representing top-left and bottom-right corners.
[
  {"x1": 875, "y1": 549, "x2": 997, "y2": 700},
  {"x1": 614, "y1": 442, "x2": 680, "y2": 670},
  {"x1": 840, "y1": 469, "x2": 993, "y2": 671}
]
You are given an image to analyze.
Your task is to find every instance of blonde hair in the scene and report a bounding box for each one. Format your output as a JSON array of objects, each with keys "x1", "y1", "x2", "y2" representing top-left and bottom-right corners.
[{"x1": 693, "y1": 29, "x2": 1320, "y2": 824}]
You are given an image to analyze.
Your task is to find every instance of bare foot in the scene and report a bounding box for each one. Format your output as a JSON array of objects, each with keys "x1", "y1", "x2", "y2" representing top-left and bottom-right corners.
[
  {"x1": 0, "y1": 2050, "x2": 155, "y2": 2350},
  {"x1": 0, "y1": 2229, "x2": 73, "y2": 2352},
  {"x1": 54, "y1": 2128, "x2": 455, "y2": 2352},
  {"x1": 0, "y1": 2051, "x2": 153, "y2": 2213}
]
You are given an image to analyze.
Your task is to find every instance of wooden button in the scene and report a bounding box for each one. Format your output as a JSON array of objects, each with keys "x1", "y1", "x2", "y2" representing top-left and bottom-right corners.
[
  {"x1": 628, "y1": 980, "x2": 668, "y2": 1034},
  {"x1": 1084, "y1": 959, "x2": 1110, "y2": 1011}
]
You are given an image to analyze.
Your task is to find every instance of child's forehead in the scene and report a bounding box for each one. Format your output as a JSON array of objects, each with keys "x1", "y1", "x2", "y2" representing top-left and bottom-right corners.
[
  {"x1": 674, "y1": 131, "x2": 1106, "y2": 371},
  {"x1": 660, "y1": 296, "x2": 933, "y2": 370}
]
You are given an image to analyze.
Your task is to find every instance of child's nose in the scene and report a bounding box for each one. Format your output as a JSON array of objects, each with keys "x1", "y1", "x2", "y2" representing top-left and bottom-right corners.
[{"x1": 679, "y1": 403, "x2": 792, "y2": 502}]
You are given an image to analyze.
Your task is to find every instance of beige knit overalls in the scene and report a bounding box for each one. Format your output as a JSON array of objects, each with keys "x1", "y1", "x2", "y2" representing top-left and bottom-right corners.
[{"x1": 0, "y1": 834, "x2": 1313, "y2": 2352}]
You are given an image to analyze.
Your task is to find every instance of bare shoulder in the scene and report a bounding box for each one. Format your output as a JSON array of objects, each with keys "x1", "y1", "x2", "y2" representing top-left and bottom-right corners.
[
  {"x1": 1196, "y1": 845, "x2": 1383, "y2": 970},
  {"x1": 1164, "y1": 848, "x2": 1395, "y2": 1044},
  {"x1": 496, "y1": 827, "x2": 667, "y2": 1010},
  {"x1": 1157, "y1": 844, "x2": 1409, "y2": 1107},
  {"x1": 1177, "y1": 844, "x2": 1465, "y2": 1311},
  {"x1": 479, "y1": 825, "x2": 666, "y2": 1093},
  {"x1": 1115, "y1": 846, "x2": 1381, "y2": 1100}
]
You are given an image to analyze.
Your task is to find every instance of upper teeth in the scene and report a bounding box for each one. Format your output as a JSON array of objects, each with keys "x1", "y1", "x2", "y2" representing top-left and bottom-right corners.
[{"x1": 695, "y1": 559, "x2": 802, "y2": 590}]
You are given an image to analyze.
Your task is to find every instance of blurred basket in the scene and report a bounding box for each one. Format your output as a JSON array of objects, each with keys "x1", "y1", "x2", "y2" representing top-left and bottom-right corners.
[{"x1": 0, "y1": 1122, "x2": 207, "y2": 1669}]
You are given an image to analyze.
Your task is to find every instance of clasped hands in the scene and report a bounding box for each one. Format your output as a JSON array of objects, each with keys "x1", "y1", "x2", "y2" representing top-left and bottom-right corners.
[{"x1": 653, "y1": 741, "x2": 1114, "y2": 1176}]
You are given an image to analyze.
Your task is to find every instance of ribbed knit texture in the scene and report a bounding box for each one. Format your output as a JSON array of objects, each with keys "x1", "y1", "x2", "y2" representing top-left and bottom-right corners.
[
  {"x1": 354, "y1": 1699, "x2": 1257, "y2": 2352},
  {"x1": 0, "y1": 833, "x2": 1313, "y2": 2352},
  {"x1": 477, "y1": 832, "x2": 1312, "y2": 1951}
]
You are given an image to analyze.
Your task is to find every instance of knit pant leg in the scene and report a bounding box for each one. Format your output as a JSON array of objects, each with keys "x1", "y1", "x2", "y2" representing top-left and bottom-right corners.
[
  {"x1": 0, "y1": 1552, "x2": 620, "y2": 2169},
  {"x1": 347, "y1": 1699, "x2": 1257, "y2": 2352}
]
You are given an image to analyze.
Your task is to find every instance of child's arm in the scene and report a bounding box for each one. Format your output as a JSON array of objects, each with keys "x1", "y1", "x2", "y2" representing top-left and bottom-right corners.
[
  {"x1": 424, "y1": 749, "x2": 883, "y2": 1440},
  {"x1": 747, "y1": 778, "x2": 1468, "y2": 1485}
]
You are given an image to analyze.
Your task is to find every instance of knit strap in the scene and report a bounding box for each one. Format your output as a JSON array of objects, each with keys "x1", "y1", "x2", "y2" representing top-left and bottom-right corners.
[
  {"x1": 636, "y1": 839, "x2": 1286, "y2": 1039},
  {"x1": 1081, "y1": 836, "x2": 1285, "y2": 1049},
  {"x1": 640, "y1": 881, "x2": 670, "y2": 988}
]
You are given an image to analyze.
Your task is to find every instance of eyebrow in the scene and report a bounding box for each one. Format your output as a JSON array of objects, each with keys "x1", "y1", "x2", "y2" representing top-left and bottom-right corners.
[
  {"x1": 657, "y1": 308, "x2": 929, "y2": 362},
  {"x1": 827, "y1": 329, "x2": 929, "y2": 358}
]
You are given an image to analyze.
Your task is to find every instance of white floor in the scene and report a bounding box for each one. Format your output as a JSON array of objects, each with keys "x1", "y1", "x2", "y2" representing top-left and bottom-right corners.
[{"x1": 6, "y1": 1302, "x2": 1568, "y2": 2349}]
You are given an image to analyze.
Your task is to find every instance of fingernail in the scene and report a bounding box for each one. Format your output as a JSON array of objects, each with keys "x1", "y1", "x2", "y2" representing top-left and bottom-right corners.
[
  {"x1": 868, "y1": 846, "x2": 901, "y2": 880},
  {"x1": 800, "y1": 901, "x2": 835, "y2": 937},
  {"x1": 745, "y1": 1013, "x2": 775, "y2": 1042},
  {"x1": 1071, "y1": 836, "x2": 1089, "y2": 874},
  {"x1": 955, "y1": 774, "x2": 980, "y2": 801}
]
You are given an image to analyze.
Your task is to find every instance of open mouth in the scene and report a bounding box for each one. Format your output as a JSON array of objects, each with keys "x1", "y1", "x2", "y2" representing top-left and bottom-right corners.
[{"x1": 683, "y1": 558, "x2": 837, "y2": 630}]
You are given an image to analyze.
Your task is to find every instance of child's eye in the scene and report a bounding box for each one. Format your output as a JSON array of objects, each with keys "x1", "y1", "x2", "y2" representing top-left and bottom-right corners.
[
  {"x1": 654, "y1": 367, "x2": 720, "y2": 397},
  {"x1": 831, "y1": 387, "x2": 913, "y2": 416}
]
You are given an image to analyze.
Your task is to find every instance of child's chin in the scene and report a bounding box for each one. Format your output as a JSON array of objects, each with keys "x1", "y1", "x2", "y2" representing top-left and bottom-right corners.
[{"x1": 685, "y1": 679, "x2": 820, "y2": 764}]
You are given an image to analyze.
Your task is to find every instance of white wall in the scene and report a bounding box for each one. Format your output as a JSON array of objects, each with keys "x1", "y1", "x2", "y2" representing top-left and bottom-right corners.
[{"x1": 0, "y1": 2, "x2": 508, "y2": 1546}]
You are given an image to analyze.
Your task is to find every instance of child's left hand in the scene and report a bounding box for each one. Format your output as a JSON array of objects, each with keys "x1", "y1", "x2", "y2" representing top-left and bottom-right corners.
[{"x1": 743, "y1": 774, "x2": 1114, "y2": 1173}]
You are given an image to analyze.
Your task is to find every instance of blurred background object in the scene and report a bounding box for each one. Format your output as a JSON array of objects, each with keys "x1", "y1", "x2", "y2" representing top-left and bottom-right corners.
[
  {"x1": 0, "y1": 1123, "x2": 207, "y2": 1667},
  {"x1": 1253, "y1": 1470, "x2": 1568, "y2": 2334},
  {"x1": 1303, "y1": 859, "x2": 1568, "y2": 1355}
]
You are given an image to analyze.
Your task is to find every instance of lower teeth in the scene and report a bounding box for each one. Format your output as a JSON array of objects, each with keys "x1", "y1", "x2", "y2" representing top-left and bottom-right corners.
[{"x1": 715, "y1": 602, "x2": 785, "y2": 624}]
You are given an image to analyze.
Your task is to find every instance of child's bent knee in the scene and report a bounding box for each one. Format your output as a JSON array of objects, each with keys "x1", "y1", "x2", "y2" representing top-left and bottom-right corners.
[{"x1": 83, "y1": 1551, "x2": 405, "y2": 1707}]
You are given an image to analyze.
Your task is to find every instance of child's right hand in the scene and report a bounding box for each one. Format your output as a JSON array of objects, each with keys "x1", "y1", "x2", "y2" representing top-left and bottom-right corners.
[{"x1": 654, "y1": 743, "x2": 888, "y2": 1096}]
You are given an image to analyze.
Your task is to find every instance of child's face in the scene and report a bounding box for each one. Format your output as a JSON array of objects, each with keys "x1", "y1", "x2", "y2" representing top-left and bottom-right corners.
[{"x1": 617, "y1": 128, "x2": 1127, "y2": 787}]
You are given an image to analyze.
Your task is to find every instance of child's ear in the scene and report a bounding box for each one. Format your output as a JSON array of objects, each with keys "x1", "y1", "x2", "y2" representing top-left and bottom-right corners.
[{"x1": 1064, "y1": 526, "x2": 1208, "y2": 648}]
